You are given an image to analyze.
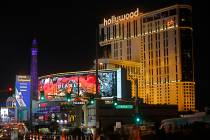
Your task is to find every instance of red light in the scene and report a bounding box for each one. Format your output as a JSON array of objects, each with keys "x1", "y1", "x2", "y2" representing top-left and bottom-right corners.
[{"x1": 8, "y1": 87, "x2": 13, "y2": 92}]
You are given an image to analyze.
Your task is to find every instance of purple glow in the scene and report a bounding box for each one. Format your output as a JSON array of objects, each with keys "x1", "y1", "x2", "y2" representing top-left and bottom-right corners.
[
  {"x1": 31, "y1": 37, "x2": 38, "y2": 100},
  {"x1": 32, "y1": 38, "x2": 37, "y2": 46},
  {"x1": 32, "y1": 48, "x2": 37, "y2": 55}
]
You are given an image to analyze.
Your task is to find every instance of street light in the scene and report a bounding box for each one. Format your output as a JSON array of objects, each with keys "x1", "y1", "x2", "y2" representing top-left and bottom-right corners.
[
  {"x1": 134, "y1": 113, "x2": 142, "y2": 125},
  {"x1": 129, "y1": 76, "x2": 143, "y2": 125},
  {"x1": 88, "y1": 97, "x2": 95, "y2": 105},
  {"x1": 66, "y1": 94, "x2": 71, "y2": 102},
  {"x1": 113, "y1": 97, "x2": 118, "y2": 107}
]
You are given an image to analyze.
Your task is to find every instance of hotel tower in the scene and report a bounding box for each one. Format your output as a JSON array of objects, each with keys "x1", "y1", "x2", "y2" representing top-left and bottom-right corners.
[{"x1": 98, "y1": 5, "x2": 194, "y2": 111}]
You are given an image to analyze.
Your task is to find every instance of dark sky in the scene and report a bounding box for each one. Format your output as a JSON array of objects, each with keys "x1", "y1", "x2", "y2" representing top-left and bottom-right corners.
[{"x1": 0, "y1": 0, "x2": 209, "y2": 110}]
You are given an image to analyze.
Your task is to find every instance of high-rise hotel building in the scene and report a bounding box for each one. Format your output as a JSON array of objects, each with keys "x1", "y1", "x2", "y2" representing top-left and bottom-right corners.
[{"x1": 98, "y1": 5, "x2": 194, "y2": 111}]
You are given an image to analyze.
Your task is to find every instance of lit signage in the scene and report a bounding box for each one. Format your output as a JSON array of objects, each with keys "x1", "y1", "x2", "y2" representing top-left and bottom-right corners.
[
  {"x1": 72, "y1": 97, "x2": 85, "y2": 105},
  {"x1": 38, "y1": 70, "x2": 117, "y2": 100},
  {"x1": 167, "y1": 19, "x2": 174, "y2": 27},
  {"x1": 115, "y1": 105, "x2": 133, "y2": 109},
  {"x1": 72, "y1": 101, "x2": 85, "y2": 105},
  {"x1": 69, "y1": 115, "x2": 76, "y2": 122},
  {"x1": 104, "y1": 8, "x2": 139, "y2": 26},
  {"x1": 15, "y1": 75, "x2": 30, "y2": 108}
]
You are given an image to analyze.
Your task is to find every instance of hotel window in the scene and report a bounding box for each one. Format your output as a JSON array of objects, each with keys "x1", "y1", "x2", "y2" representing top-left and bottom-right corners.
[
  {"x1": 155, "y1": 33, "x2": 157, "y2": 41},
  {"x1": 163, "y1": 31, "x2": 165, "y2": 42},
  {"x1": 107, "y1": 27, "x2": 110, "y2": 40},
  {"x1": 143, "y1": 25, "x2": 145, "y2": 34},
  {"x1": 122, "y1": 23, "x2": 124, "y2": 39},
  {"x1": 119, "y1": 24, "x2": 121, "y2": 37},
  {"x1": 120, "y1": 41, "x2": 122, "y2": 60},
  {"x1": 169, "y1": 9, "x2": 176, "y2": 16},
  {"x1": 114, "y1": 42, "x2": 118, "y2": 59},
  {"x1": 155, "y1": 22, "x2": 157, "y2": 31},
  {"x1": 159, "y1": 68, "x2": 161, "y2": 75},
  {"x1": 163, "y1": 20, "x2": 165, "y2": 29},
  {"x1": 127, "y1": 22, "x2": 131, "y2": 38},
  {"x1": 134, "y1": 20, "x2": 138, "y2": 37},
  {"x1": 100, "y1": 28, "x2": 105, "y2": 41},
  {"x1": 174, "y1": 17, "x2": 176, "y2": 27},
  {"x1": 113, "y1": 25, "x2": 117, "y2": 39},
  {"x1": 150, "y1": 34, "x2": 153, "y2": 50},
  {"x1": 150, "y1": 23, "x2": 152, "y2": 33},
  {"x1": 140, "y1": 19, "x2": 142, "y2": 35},
  {"x1": 161, "y1": 11, "x2": 168, "y2": 18},
  {"x1": 154, "y1": 13, "x2": 161, "y2": 20},
  {"x1": 158, "y1": 33, "x2": 160, "y2": 40},
  {"x1": 127, "y1": 39, "x2": 131, "y2": 60},
  {"x1": 143, "y1": 18, "x2": 146, "y2": 23}
]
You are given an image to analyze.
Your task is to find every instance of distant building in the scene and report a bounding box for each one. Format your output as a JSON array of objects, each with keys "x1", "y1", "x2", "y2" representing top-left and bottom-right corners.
[{"x1": 98, "y1": 5, "x2": 194, "y2": 111}]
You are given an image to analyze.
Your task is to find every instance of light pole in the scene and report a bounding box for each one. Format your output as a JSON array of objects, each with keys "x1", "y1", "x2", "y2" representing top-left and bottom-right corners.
[
  {"x1": 129, "y1": 76, "x2": 142, "y2": 125},
  {"x1": 134, "y1": 79, "x2": 139, "y2": 113}
]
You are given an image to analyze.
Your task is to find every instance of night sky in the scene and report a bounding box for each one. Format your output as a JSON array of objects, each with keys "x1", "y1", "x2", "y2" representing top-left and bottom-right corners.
[{"x1": 0, "y1": 0, "x2": 209, "y2": 110}]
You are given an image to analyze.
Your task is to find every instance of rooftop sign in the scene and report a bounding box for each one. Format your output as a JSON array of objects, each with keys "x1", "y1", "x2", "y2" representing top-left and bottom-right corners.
[{"x1": 104, "y1": 8, "x2": 139, "y2": 26}]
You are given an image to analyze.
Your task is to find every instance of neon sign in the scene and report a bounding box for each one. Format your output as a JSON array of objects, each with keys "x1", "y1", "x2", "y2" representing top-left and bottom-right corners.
[{"x1": 104, "y1": 8, "x2": 139, "y2": 26}]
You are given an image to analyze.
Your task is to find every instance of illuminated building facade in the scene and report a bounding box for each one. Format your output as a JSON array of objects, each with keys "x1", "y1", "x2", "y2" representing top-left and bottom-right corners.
[
  {"x1": 98, "y1": 5, "x2": 195, "y2": 111},
  {"x1": 35, "y1": 68, "x2": 128, "y2": 129},
  {"x1": 30, "y1": 38, "x2": 38, "y2": 100}
]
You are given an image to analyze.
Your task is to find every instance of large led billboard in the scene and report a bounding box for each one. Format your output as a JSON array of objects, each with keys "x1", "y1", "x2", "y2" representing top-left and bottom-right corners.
[
  {"x1": 38, "y1": 69, "x2": 121, "y2": 100},
  {"x1": 15, "y1": 75, "x2": 31, "y2": 109}
]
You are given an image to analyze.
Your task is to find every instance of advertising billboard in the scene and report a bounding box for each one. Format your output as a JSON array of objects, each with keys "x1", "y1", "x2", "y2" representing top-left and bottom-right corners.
[
  {"x1": 38, "y1": 70, "x2": 118, "y2": 100},
  {"x1": 1, "y1": 108, "x2": 8, "y2": 122},
  {"x1": 15, "y1": 75, "x2": 31, "y2": 109}
]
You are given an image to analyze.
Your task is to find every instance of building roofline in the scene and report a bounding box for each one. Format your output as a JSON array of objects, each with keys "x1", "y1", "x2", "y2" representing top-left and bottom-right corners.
[
  {"x1": 142, "y1": 4, "x2": 191, "y2": 17},
  {"x1": 38, "y1": 68, "x2": 120, "y2": 79},
  {"x1": 99, "y1": 4, "x2": 192, "y2": 26}
]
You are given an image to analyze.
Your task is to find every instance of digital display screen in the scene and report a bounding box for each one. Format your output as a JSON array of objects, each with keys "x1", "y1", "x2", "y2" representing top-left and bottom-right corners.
[
  {"x1": 15, "y1": 75, "x2": 31, "y2": 109},
  {"x1": 38, "y1": 70, "x2": 117, "y2": 100},
  {"x1": 98, "y1": 72, "x2": 116, "y2": 97}
]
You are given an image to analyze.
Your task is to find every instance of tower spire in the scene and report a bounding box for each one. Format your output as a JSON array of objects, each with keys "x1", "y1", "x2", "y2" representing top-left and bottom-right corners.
[
  {"x1": 32, "y1": 38, "x2": 38, "y2": 47},
  {"x1": 30, "y1": 37, "x2": 38, "y2": 100}
]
